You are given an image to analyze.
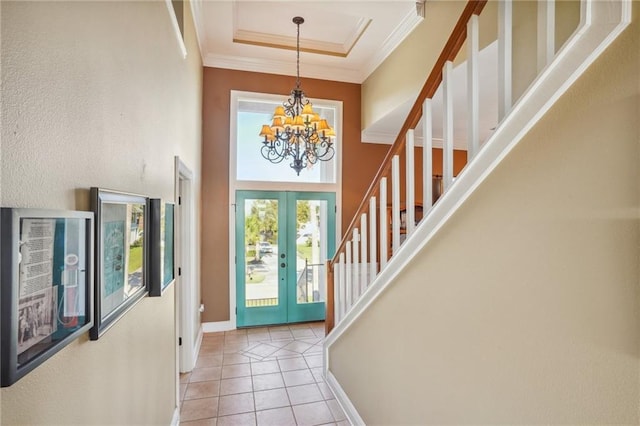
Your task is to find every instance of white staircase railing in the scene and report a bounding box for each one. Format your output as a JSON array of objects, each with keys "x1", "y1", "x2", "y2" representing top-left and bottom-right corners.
[
  {"x1": 324, "y1": 0, "x2": 631, "y2": 422},
  {"x1": 325, "y1": 0, "x2": 631, "y2": 334}
]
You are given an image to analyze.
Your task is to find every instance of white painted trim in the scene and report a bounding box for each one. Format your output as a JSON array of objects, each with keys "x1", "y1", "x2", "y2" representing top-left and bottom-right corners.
[
  {"x1": 345, "y1": 241, "x2": 352, "y2": 310},
  {"x1": 405, "y1": 129, "x2": 415, "y2": 236},
  {"x1": 379, "y1": 177, "x2": 388, "y2": 270},
  {"x1": 537, "y1": 0, "x2": 556, "y2": 73},
  {"x1": 498, "y1": 0, "x2": 513, "y2": 121},
  {"x1": 361, "y1": 8, "x2": 424, "y2": 82},
  {"x1": 391, "y1": 156, "x2": 400, "y2": 255},
  {"x1": 352, "y1": 229, "x2": 360, "y2": 300},
  {"x1": 423, "y1": 98, "x2": 434, "y2": 213},
  {"x1": 325, "y1": 370, "x2": 365, "y2": 426},
  {"x1": 361, "y1": 129, "x2": 461, "y2": 150},
  {"x1": 202, "y1": 320, "x2": 235, "y2": 333},
  {"x1": 326, "y1": 0, "x2": 631, "y2": 373},
  {"x1": 170, "y1": 408, "x2": 180, "y2": 426},
  {"x1": 333, "y1": 262, "x2": 344, "y2": 324},
  {"x1": 338, "y1": 253, "x2": 346, "y2": 320},
  {"x1": 165, "y1": 0, "x2": 187, "y2": 59},
  {"x1": 442, "y1": 60, "x2": 454, "y2": 191},
  {"x1": 198, "y1": 7, "x2": 422, "y2": 84},
  {"x1": 175, "y1": 156, "x2": 197, "y2": 375},
  {"x1": 467, "y1": 14, "x2": 480, "y2": 161},
  {"x1": 369, "y1": 197, "x2": 378, "y2": 283},
  {"x1": 360, "y1": 213, "x2": 368, "y2": 292},
  {"x1": 205, "y1": 53, "x2": 363, "y2": 84},
  {"x1": 233, "y1": 16, "x2": 371, "y2": 58},
  {"x1": 227, "y1": 202, "x2": 237, "y2": 331}
]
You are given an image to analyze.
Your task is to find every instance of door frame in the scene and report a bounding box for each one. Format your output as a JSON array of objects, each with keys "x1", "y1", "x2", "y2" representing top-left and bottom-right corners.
[
  {"x1": 174, "y1": 157, "x2": 199, "y2": 378},
  {"x1": 228, "y1": 90, "x2": 343, "y2": 330},
  {"x1": 235, "y1": 190, "x2": 336, "y2": 327}
]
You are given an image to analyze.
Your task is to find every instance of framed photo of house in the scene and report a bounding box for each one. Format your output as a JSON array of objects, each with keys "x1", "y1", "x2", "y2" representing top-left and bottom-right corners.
[
  {"x1": 90, "y1": 188, "x2": 148, "y2": 340},
  {"x1": 148, "y1": 199, "x2": 175, "y2": 296},
  {"x1": 0, "y1": 208, "x2": 94, "y2": 387}
]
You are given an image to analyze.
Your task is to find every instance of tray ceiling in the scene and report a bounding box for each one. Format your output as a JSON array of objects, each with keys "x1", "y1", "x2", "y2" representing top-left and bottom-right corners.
[{"x1": 191, "y1": 0, "x2": 425, "y2": 83}]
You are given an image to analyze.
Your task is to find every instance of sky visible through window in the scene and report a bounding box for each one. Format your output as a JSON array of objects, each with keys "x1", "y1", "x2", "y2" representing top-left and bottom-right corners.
[{"x1": 236, "y1": 100, "x2": 336, "y2": 183}]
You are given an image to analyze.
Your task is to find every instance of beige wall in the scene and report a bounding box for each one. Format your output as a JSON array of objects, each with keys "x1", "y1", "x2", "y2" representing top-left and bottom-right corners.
[
  {"x1": 362, "y1": 0, "x2": 498, "y2": 131},
  {"x1": 331, "y1": 5, "x2": 639, "y2": 425},
  {"x1": 1, "y1": 1, "x2": 202, "y2": 424}
]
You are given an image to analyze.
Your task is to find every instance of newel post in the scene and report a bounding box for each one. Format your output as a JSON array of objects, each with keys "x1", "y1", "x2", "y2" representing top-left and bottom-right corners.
[{"x1": 325, "y1": 260, "x2": 335, "y2": 334}]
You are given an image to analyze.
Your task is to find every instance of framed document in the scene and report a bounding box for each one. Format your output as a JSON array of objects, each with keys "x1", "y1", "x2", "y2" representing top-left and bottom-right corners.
[
  {"x1": 149, "y1": 199, "x2": 175, "y2": 297},
  {"x1": 90, "y1": 188, "x2": 148, "y2": 340},
  {"x1": 0, "y1": 208, "x2": 94, "y2": 387}
]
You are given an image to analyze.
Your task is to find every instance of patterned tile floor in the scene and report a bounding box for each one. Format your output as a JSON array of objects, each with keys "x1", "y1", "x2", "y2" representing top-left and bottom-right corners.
[{"x1": 179, "y1": 322, "x2": 348, "y2": 426}]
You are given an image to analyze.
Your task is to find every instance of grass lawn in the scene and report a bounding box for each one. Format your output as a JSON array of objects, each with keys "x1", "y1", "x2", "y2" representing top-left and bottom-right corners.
[
  {"x1": 297, "y1": 243, "x2": 312, "y2": 261},
  {"x1": 128, "y1": 245, "x2": 143, "y2": 272}
]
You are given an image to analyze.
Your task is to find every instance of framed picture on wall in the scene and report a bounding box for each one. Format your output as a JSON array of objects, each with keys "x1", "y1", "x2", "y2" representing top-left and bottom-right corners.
[
  {"x1": 90, "y1": 188, "x2": 148, "y2": 340},
  {"x1": 0, "y1": 208, "x2": 94, "y2": 386},
  {"x1": 148, "y1": 199, "x2": 175, "y2": 296}
]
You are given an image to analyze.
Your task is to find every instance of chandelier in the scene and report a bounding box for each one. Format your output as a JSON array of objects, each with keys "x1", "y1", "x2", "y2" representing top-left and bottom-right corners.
[{"x1": 259, "y1": 16, "x2": 336, "y2": 176}]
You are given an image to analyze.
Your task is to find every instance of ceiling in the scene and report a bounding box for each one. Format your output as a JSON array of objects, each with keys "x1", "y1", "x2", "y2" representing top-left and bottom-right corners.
[
  {"x1": 190, "y1": 1, "x2": 496, "y2": 151},
  {"x1": 190, "y1": 0, "x2": 425, "y2": 84}
]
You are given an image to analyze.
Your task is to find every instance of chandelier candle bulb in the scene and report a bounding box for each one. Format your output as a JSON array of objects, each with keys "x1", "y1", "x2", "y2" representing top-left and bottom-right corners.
[{"x1": 257, "y1": 16, "x2": 336, "y2": 176}]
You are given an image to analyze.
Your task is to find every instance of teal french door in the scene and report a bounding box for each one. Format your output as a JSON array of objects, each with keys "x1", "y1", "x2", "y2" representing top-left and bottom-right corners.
[{"x1": 236, "y1": 191, "x2": 336, "y2": 327}]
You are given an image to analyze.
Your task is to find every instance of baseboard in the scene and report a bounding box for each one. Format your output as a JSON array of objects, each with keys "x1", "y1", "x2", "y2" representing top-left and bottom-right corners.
[
  {"x1": 325, "y1": 370, "x2": 364, "y2": 426},
  {"x1": 202, "y1": 320, "x2": 235, "y2": 333},
  {"x1": 170, "y1": 407, "x2": 179, "y2": 426}
]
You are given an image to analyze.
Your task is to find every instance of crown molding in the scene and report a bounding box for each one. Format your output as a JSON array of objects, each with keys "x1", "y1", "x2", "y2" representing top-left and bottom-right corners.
[
  {"x1": 203, "y1": 53, "x2": 363, "y2": 84},
  {"x1": 194, "y1": 1, "x2": 423, "y2": 84},
  {"x1": 360, "y1": 7, "x2": 424, "y2": 81}
]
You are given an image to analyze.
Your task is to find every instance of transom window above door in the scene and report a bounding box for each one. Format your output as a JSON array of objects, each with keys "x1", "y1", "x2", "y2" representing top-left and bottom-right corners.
[{"x1": 231, "y1": 91, "x2": 342, "y2": 184}]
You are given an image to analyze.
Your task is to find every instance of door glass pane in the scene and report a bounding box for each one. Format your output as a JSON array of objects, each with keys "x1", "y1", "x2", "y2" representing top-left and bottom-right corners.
[
  {"x1": 244, "y1": 199, "x2": 279, "y2": 307},
  {"x1": 295, "y1": 199, "x2": 327, "y2": 304}
]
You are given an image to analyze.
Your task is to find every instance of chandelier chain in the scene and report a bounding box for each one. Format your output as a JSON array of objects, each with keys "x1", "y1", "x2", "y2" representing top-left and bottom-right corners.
[{"x1": 296, "y1": 19, "x2": 300, "y2": 90}]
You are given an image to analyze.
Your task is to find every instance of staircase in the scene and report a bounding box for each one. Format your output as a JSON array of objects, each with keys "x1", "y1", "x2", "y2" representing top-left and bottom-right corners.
[{"x1": 323, "y1": 0, "x2": 632, "y2": 424}]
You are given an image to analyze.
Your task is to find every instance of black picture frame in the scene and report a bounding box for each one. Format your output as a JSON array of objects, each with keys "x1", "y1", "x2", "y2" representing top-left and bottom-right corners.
[
  {"x1": 149, "y1": 199, "x2": 175, "y2": 297},
  {"x1": 0, "y1": 208, "x2": 94, "y2": 387},
  {"x1": 90, "y1": 188, "x2": 148, "y2": 340}
]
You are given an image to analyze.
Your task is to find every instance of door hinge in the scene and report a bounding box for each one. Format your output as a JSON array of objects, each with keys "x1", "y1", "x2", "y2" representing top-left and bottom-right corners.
[
  {"x1": 235, "y1": 307, "x2": 237, "y2": 315},
  {"x1": 335, "y1": 205, "x2": 337, "y2": 213},
  {"x1": 178, "y1": 337, "x2": 182, "y2": 346},
  {"x1": 178, "y1": 267, "x2": 182, "y2": 276},
  {"x1": 178, "y1": 196, "x2": 182, "y2": 205}
]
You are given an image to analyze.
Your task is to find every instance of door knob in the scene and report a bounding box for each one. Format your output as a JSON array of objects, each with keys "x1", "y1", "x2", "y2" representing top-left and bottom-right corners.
[{"x1": 280, "y1": 263, "x2": 286, "y2": 268}]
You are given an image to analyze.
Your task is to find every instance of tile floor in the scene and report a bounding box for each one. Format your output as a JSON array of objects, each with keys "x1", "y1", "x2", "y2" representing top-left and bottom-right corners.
[{"x1": 179, "y1": 322, "x2": 348, "y2": 426}]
